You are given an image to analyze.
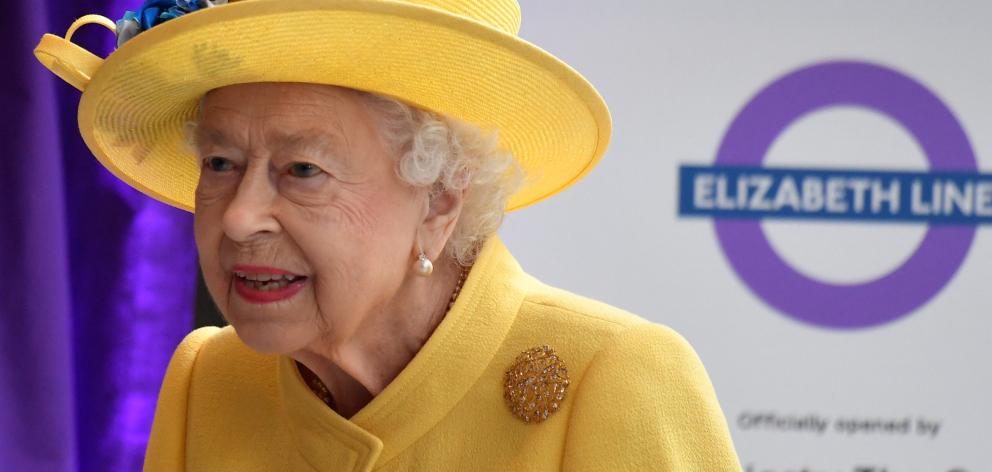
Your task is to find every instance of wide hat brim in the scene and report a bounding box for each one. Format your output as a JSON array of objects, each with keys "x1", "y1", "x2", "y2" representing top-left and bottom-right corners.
[{"x1": 71, "y1": 0, "x2": 611, "y2": 212}]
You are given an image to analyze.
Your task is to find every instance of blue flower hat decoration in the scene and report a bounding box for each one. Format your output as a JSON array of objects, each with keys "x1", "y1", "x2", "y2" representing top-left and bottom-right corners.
[{"x1": 116, "y1": 0, "x2": 228, "y2": 47}]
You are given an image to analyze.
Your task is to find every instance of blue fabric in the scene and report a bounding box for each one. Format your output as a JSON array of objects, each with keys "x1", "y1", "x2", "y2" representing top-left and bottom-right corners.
[
  {"x1": 1, "y1": 0, "x2": 197, "y2": 470},
  {"x1": 116, "y1": 0, "x2": 204, "y2": 46}
]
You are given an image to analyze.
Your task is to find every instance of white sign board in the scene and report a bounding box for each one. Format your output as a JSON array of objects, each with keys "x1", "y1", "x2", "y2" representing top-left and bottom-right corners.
[{"x1": 503, "y1": 2, "x2": 992, "y2": 471}]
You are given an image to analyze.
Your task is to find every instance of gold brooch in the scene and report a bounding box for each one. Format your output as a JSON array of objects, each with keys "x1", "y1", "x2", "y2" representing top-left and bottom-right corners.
[{"x1": 503, "y1": 345, "x2": 570, "y2": 423}]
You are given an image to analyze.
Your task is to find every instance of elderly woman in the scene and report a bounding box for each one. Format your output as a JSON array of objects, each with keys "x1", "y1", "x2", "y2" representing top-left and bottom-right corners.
[{"x1": 36, "y1": 0, "x2": 740, "y2": 470}]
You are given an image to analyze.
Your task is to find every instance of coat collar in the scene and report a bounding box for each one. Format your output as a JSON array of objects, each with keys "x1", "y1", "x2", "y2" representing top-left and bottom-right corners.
[{"x1": 276, "y1": 236, "x2": 526, "y2": 470}]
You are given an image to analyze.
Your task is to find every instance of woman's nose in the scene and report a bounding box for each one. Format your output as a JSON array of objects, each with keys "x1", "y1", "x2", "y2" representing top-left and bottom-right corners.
[{"x1": 221, "y1": 162, "x2": 281, "y2": 242}]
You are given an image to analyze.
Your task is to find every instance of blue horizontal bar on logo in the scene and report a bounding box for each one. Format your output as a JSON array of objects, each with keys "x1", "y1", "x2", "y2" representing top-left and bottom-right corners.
[{"x1": 678, "y1": 165, "x2": 992, "y2": 225}]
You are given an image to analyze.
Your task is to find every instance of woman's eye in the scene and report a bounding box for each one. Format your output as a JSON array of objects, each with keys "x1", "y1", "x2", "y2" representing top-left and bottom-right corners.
[
  {"x1": 288, "y1": 162, "x2": 324, "y2": 178},
  {"x1": 202, "y1": 157, "x2": 234, "y2": 172}
]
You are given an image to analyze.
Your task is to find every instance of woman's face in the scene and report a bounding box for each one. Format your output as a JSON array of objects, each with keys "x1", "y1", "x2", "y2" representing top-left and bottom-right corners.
[{"x1": 193, "y1": 82, "x2": 424, "y2": 354}]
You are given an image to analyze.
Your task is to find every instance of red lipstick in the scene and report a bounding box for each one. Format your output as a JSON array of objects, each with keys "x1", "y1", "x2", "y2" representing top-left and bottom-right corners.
[{"x1": 231, "y1": 265, "x2": 307, "y2": 304}]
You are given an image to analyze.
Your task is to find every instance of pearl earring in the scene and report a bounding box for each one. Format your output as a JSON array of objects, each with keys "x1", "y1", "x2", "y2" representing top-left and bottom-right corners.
[{"x1": 415, "y1": 252, "x2": 434, "y2": 277}]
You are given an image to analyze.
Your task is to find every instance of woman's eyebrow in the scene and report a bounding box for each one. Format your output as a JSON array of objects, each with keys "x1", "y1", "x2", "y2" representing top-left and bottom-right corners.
[
  {"x1": 192, "y1": 126, "x2": 342, "y2": 158},
  {"x1": 269, "y1": 129, "x2": 342, "y2": 158}
]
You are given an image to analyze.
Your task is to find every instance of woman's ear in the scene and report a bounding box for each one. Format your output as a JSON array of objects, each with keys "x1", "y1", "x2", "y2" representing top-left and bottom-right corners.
[{"x1": 419, "y1": 187, "x2": 465, "y2": 261}]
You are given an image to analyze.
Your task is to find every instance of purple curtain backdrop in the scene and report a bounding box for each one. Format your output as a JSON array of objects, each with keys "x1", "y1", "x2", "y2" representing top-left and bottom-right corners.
[{"x1": 2, "y1": 1, "x2": 197, "y2": 470}]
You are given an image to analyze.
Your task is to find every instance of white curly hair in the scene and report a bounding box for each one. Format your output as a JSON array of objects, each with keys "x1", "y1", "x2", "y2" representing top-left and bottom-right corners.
[{"x1": 357, "y1": 91, "x2": 523, "y2": 266}]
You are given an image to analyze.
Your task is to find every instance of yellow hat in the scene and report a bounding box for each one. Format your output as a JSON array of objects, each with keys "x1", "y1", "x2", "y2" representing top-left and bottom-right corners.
[{"x1": 33, "y1": 0, "x2": 611, "y2": 212}]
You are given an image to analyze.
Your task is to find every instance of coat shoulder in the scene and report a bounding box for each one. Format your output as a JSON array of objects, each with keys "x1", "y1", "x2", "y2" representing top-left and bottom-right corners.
[
  {"x1": 517, "y1": 276, "x2": 657, "y2": 345},
  {"x1": 510, "y1": 276, "x2": 698, "y2": 387}
]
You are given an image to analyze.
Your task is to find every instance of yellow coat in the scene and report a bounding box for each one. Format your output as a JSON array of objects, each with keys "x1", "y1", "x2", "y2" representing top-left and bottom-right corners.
[{"x1": 144, "y1": 238, "x2": 741, "y2": 471}]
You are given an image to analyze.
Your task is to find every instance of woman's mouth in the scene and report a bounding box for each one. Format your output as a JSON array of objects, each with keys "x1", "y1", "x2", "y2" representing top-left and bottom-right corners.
[{"x1": 232, "y1": 265, "x2": 308, "y2": 304}]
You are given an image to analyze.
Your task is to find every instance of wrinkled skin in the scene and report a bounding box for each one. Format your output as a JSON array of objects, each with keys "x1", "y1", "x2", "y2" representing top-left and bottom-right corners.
[{"x1": 192, "y1": 82, "x2": 464, "y2": 417}]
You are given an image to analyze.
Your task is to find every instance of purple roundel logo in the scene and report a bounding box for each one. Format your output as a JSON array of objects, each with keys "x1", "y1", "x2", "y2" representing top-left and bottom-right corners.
[{"x1": 714, "y1": 60, "x2": 977, "y2": 329}]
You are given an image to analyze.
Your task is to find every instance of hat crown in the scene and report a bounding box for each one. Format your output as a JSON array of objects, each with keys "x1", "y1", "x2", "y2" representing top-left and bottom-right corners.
[
  {"x1": 225, "y1": 0, "x2": 520, "y2": 33},
  {"x1": 407, "y1": 0, "x2": 521, "y2": 34},
  {"x1": 230, "y1": 0, "x2": 521, "y2": 34}
]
